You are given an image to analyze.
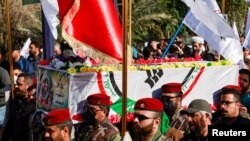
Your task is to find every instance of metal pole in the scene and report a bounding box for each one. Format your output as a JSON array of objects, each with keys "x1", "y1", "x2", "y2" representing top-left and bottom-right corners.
[
  {"x1": 5, "y1": 0, "x2": 14, "y2": 98},
  {"x1": 122, "y1": 0, "x2": 128, "y2": 138},
  {"x1": 161, "y1": 22, "x2": 184, "y2": 58}
]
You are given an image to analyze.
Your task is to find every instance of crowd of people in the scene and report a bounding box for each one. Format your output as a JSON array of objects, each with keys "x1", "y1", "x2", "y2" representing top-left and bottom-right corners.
[
  {"x1": 132, "y1": 34, "x2": 250, "y2": 66},
  {"x1": 0, "y1": 34, "x2": 250, "y2": 141},
  {"x1": 132, "y1": 35, "x2": 222, "y2": 62}
]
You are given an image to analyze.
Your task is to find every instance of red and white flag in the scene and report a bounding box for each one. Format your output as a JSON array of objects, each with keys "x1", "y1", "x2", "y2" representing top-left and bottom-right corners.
[
  {"x1": 57, "y1": 0, "x2": 122, "y2": 63},
  {"x1": 41, "y1": 0, "x2": 123, "y2": 63}
]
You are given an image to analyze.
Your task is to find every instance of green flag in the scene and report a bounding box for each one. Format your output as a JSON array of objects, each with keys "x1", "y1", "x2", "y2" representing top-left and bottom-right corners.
[
  {"x1": 22, "y1": 0, "x2": 40, "y2": 5},
  {"x1": 111, "y1": 97, "x2": 136, "y2": 116}
]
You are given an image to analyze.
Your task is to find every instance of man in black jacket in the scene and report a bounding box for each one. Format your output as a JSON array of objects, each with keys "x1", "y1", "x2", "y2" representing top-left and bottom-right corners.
[
  {"x1": 2, "y1": 73, "x2": 35, "y2": 141},
  {"x1": 214, "y1": 88, "x2": 250, "y2": 126},
  {"x1": 0, "y1": 67, "x2": 10, "y2": 140}
]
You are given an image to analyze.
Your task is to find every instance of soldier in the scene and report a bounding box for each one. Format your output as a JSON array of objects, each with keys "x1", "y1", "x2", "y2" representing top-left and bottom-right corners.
[
  {"x1": 78, "y1": 93, "x2": 121, "y2": 141},
  {"x1": 43, "y1": 108, "x2": 73, "y2": 141},
  {"x1": 131, "y1": 97, "x2": 172, "y2": 141},
  {"x1": 161, "y1": 83, "x2": 189, "y2": 140}
]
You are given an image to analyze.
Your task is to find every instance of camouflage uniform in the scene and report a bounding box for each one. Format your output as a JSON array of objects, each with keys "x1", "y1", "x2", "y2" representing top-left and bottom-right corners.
[
  {"x1": 166, "y1": 108, "x2": 189, "y2": 141},
  {"x1": 78, "y1": 118, "x2": 120, "y2": 141},
  {"x1": 152, "y1": 131, "x2": 172, "y2": 141},
  {"x1": 133, "y1": 130, "x2": 172, "y2": 141},
  {"x1": 169, "y1": 108, "x2": 189, "y2": 133}
]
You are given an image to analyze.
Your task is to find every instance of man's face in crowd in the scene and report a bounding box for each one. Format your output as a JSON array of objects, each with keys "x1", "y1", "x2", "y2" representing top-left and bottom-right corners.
[
  {"x1": 44, "y1": 125, "x2": 64, "y2": 141},
  {"x1": 133, "y1": 110, "x2": 157, "y2": 136},
  {"x1": 175, "y1": 36, "x2": 183, "y2": 45},
  {"x1": 239, "y1": 73, "x2": 250, "y2": 94},
  {"x1": 162, "y1": 92, "x2": 180, "y2": 116},
  {"x1": 188, "y1": 112, "x2": 202, "y2": 131},
  {"x1": 192, "y1": 42, "x2": 202, "y2": 53},
  {"x1": 16, "y1": 76, "x2": 28, "y2": 97},
  {"x1": 29, "y1": 43, "x2": 38, "y2": 56},
  {"x1": 86, "y1": 103, "x2": 106, "y2": 123},
  {"x1": 219, "y1": 93, "x2": 240, "y2": 118}
]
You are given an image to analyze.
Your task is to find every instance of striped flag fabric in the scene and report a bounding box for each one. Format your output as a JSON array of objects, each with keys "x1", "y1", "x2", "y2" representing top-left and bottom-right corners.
[{"x1": 40, "y1": 0, "x2": 60, "y2": 39}]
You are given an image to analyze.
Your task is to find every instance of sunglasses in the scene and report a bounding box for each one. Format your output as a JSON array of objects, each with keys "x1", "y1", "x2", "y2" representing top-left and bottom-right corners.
[
  {"x1": 162, "y1": 95, "x2": 179, "y2": 101},
  {"x1": 220, "y1": 100, "x2": 237, "y2": 106},
  {"x1": 134, "y1": 113, "x2": 154, "y2": 121},
  {"x1": 86, "y1": 106, "x2": 102, "y2": 113}
]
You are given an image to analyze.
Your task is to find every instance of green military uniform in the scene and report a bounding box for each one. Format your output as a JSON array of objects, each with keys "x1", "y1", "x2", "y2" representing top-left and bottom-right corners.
[
  {"x1": 79, "y1": 118, "x2": 121, "y2": 141},
  {"x1": 170, "y1": 108, "x2": 189, "y2": 133},
  {"x1": 132, "y1": 130, "x2": 172, "y2": 141},
  {"x1": 152, "y1": 130, "x2": 172, "y2": 141}
]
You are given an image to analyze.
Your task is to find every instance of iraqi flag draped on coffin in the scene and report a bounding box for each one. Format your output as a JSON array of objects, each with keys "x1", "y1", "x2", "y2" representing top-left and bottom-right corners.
[{"x1": 57, "y1": 0, "x2": 123, "y2": 63}]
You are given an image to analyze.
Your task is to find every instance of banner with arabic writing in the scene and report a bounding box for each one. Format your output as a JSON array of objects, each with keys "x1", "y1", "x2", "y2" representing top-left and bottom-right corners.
[{"x1": 37, "y1": 65, "x2": 238, "y2": 122}]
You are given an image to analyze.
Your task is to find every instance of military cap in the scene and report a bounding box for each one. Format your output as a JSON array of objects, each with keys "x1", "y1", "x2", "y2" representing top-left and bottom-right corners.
[
  {"x1": 134, "y1": 98, "x2": 163, "y2": 112},
  {"x1": 222, "y1": 85, "x2": 241, "y2": 93},
  {"x1": 87, "y1": 93, "x2": 112, "y2": 106},
  {"x1": 161, "y1": 83, "x2": 182, "y2": 93},
  {"x1": 43, "y1": 108, "x2": 71, "y2": 126}
]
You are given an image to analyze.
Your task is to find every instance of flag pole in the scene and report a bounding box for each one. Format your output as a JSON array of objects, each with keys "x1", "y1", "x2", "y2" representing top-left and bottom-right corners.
[
  {"x1": 122, "y1": 0, "x2": 128, "y2": 137},
  {"x1": 129, "y1": 0, "x2": 132, "y2": 46},
  {"x1": 5, "y1": 0, "x2": 14, "y2": 98},
  {"x1": 161, "y1": 22, "x2": 184, "y2": 58},
  {"x1": 221, "y1": 0, "x2": 225, "y2": 14}
]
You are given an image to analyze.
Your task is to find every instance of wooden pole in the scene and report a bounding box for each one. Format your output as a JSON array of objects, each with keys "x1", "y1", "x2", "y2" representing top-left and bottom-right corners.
[
  {"x1": 128, "y1": 0, "x2": 132, "y2": 46},
  {"x1": 221, "y1": 0, "x2": 225, "y2": 14},
  {"x1": 5, "y1": 0, "x2": 14, "y2": 98},
  {"x1": 121, "y1": 0, "x2": 128, "y2": 138}
]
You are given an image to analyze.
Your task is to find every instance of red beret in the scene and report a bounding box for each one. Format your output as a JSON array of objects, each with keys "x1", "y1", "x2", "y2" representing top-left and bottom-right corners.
[
  {"x1": 43, "y1": 108, "x2": 71, "y2": 126},
  {"x1": 87, "y1": 93, "x2": 112, "y2": 106},
  {"x1": 161, "y1": 83, "x2": 182, "y2": 93},
  {"x1": 222, "y1": 85, "x2": 242, "y2": 93},
  {"x1": 134, "y1": 98, "x2": 163, "y2": 112}
]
